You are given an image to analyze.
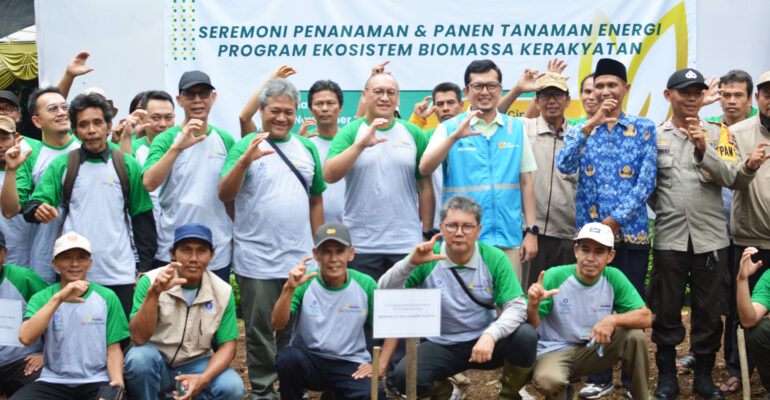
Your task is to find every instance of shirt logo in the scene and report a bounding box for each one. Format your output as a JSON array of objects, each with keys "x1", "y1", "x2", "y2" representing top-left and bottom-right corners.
[
  {"x1": 202, "y1": 301, "x2": 217, "y2": 315},
  {"x1": 208, "y1": 150, "x2": 226, "y2": 160},
  {"x1": 619, "y1": 165, "x2": 635, "y2": 178},
  {"x1": 557, "y1": 297, "x2": 571, "y2": 314},
  {"x1": 497, "y1": 142, "x2": 518, "y2": 149},
  {"x1": 623, "y1": 124, "x2": 637, "y2": 137},
  {"x1": 337, "y1": 303, "x2": 366, "y2": 315},
  {"x1": 79, "y1": 315, "x2": 106, "y2": 327}
]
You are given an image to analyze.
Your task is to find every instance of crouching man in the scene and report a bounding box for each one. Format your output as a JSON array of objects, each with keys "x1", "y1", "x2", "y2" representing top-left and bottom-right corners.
[
  {"x1": 528, "y1": 223, "x2": 652, "y2": 399},
  {"x1": 379, "y1": 195, "x2": 537, "y2": 399},
  {"x1": 12, "y1": 232, "x2": 128, "y2": 400},
  {"x1": 736, "y1": 247, "x2": 770, "y2": 399},
  {"x1": 124, "y1": 223, "x2": 245, "y2": 400},
  {"x1": 272, "y1": 222, "x2": 396, "y2": 399}
]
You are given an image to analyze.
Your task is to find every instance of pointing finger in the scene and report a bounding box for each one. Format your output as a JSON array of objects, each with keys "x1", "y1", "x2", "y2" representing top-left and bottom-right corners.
[
  {"x1": 299, "y1": 256, "x2": 313, "y2": 266},
  {"x1": 537, "y1": 270, "x2": 545, "y2": 285},
  {"x1": 429, "y1": 232, "x2": 443, "y2": 243}
]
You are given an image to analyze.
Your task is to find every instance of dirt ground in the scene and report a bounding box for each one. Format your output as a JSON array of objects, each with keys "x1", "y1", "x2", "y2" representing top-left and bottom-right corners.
[{"x1": 230, "y1": 311, "x2": 767, "y2": 400}]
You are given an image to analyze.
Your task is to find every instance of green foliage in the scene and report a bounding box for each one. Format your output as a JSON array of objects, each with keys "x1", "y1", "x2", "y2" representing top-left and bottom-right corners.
[{"x1": 229, "y1": 273, "x2": 241, "y2": 313}]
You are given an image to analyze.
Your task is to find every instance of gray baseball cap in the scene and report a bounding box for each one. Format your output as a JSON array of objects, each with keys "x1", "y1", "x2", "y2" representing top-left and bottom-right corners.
[{"x1": 314, "y1": 222, "x2": 351, "y2": 249}]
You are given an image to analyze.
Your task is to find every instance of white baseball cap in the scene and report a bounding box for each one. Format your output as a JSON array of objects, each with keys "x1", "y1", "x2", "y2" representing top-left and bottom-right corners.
[
  {"x1": 53, "y1": 231, "x2": 92, "y2": 257},
  {"x1": 575, "y1": 222, "x2": 615, "y2": 248}
]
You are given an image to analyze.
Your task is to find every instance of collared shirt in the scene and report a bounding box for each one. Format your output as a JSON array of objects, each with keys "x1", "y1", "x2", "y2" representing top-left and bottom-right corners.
[
  {"x1": 522, "y1": 116, "x2": 577, "y2": 240},
  {"x1": 729, "y1": 114, "x2": 770, "y2": 247},
  {"x1": 439, "y1": 242, "x2": 481, "y2": 269},
  {"x1": 427, "y1": 110, "x2": 537, "y2": 173},
  {"x1": 650, "y1": 119, "x2": 738, "y2": 253},
  {"x1": 556, "y1": 112, "x2": 657, "y2": 247}
]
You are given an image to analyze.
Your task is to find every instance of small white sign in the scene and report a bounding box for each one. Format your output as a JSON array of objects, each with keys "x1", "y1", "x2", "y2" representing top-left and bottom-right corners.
[
  {"x1": 0, "y1": 299, "x2": 24, "y2": 347},
  {"x1": 373, "y1": 289, "x2": 441, "y2": 339}
]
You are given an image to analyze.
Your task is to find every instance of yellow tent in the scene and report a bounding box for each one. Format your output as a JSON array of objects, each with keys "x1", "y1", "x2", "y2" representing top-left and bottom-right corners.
[{"x1": 0, "y1": 26, "x2": 37, "y2": 90}]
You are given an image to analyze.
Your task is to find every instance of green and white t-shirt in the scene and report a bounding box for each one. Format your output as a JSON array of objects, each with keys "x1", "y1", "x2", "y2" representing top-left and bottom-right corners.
[
  {"x1": 221, "y1": 133, "x2": 325, "y2": 279},
  {"x1": 25, "y1": 282, "x2": 129, "y2": 384},
  {"x1": 404, "y1": 242, "x2": 524, "y2": 345},
  {"x1": 131, "y1": 274, "x2": 239, "y2": 345},
  {"x1": 751, "y1": 269, "x2": 770, "y2": 310},
  {"x1": 30, "y1": 151, "x2": 153, "y2": 286},
  {"x1": 704, "y1": 107, "x2": 758, "y2": 124},
  {"x1": 310, "y1": 134, "x2": 345, "y2": 223},
  {"x1": 131, "y1": 136, "x2": 160, "y2": 220},
  {"x1": 0, "y1": 264, "x2": 47, "y2": 366},
  {"x1": 327, "y1": 118, "x2": 428, "y2": 254},
  {"x1": 0, "y1": 136, "x2": 37, "y2": 266},
  {"x1": 15, "y1": 136, "x2": 81, "y2": 283},
  {"x1": 291, "y1": 269, "x2": 376, "y2": 364},
  {"x1": 143, "y1": 125, "x2": 235, "y2": 271},
  {"x1": 536, "y1": 264, "x2": 646, "y2": 356}
]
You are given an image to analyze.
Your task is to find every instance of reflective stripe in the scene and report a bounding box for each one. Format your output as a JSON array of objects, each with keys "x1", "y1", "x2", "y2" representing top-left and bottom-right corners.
[
  {"x1": 494, "y1": 183, "x2": 521, "y2": 190},
  {"x1": 444, "y1": 185, "x2": 492, "y2": 193}
]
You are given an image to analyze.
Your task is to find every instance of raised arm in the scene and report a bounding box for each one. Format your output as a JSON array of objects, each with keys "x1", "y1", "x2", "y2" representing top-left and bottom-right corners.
[
  {"x1": 271, "y1": 257, "x2": 316, "y2": 330},
  {"x1": 239, "y1": 65, "x2": 296, "y2": 137},
  {"x1": 57, "y1": 51, "x2": 95, "y2": 99},
  {"x1": 737, "y1": 247, "x2": 768, "y2": 328}
]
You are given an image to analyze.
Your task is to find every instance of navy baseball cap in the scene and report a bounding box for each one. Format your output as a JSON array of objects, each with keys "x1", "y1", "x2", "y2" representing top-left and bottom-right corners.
[
  {"x1": 173, "y1": 223, "x2": 213, "y2": 246},
  {"x1": 667, "y1": 68, "x2": 708, "y2": 90},
  {"x1": 178, "y1": 71, "x2": 215, "y2": 91}
]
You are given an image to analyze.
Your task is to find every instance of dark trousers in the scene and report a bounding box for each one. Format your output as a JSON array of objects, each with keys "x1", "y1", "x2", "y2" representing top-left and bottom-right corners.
[
  {"x1": 723, "y1": 242, "x2": 742, "y2": 377},
  {"x1": 9, "y1": 381, "x2": 107, "y2": 400},
  {"x1": 105, "y1": 283, "x2": 134, "y2": 320},
  {"x1": 525, "y1": 235, "x2": 576, "y2": 289},
  {"x1": 586, "y1": 243, "x2": 649, "y2": 386},
  {"x1": 276, "y1": 346, "x2": 384, "y2": 400},
  {"x1": 647, "y1": 244, "x2": 729, "y2": 354},
  {"x1": 730, "y1": 246, "x2": 770, "y2": 379},
  {"x1": 391, "y1": 324, "x2": 538, "y2": 396},
  {"x1": 348, "y1": 253, "x2": 407, "y2": 282},
  {"x1": 746, "y1": 318, "x2": 770, "y2": 391},
  {"x1": 0, "y1": 357, "x2": 40, "y2": 396}
]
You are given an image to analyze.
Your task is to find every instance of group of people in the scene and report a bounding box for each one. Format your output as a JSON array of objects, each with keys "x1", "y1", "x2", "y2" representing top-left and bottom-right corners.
[{"x1": 0, "y1": 49, "x2": 767, "y2": 400}]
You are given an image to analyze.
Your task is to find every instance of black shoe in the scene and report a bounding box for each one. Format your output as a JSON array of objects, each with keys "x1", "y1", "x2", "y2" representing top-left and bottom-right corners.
[
  {"x1": 692, "y1": 354, "x2": 724, "y2": 400},
  {"x1": 653, "y1": 345, "x2": 679, "y2": 399}
]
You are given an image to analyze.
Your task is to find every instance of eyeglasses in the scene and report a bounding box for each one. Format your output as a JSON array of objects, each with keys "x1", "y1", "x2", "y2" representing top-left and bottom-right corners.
[
  {"x1": 468, "y1": 82, "x2": 501, "y2": 93},
  {"x1": 181, "y1": 88, "x2": 213, "y2": 100},
  {"x1": 368, "y1": 88, "x2": 398, "y2": 98},
  {"x1": 0, "y1": 106, "x2": 18, "y2": 114},
  {"x1": 537, "y1": 91, "x2": 567, "y2": 100},
  {"x1": 443, "y1": 222, "x2": 478, "y2": 234},
  {"x1": 42, "y1": 103, "x2": 68, "y2": 116}
]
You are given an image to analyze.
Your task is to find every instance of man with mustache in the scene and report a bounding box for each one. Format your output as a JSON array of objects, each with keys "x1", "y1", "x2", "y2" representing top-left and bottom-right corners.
[
  {"x1": 647, "y1": 68, "x2": 762, "y2": 400},
  {"x1": 19, "y1": 93, "x2": 155, "y2": 317}
]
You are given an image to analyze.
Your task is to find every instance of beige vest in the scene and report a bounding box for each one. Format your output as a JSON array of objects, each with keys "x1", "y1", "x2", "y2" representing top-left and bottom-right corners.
[{"x1": 144, "y1": 267, "x2": 232, "y2": 367}]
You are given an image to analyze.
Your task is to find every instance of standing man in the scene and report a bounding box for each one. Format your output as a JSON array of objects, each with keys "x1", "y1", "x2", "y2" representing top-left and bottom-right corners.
[
  {"x1": 379, "y1": 195, "x2": 537, "y2": 399},
  {"x1": 527, "y1": 222, "x2": 651, "y2": 400},
  {"x1": 520, "y1": 72, "x2": 577, "y2": 287},
  {"x1": 556, "y1": 58, "x2": 656, "y2": 398},
  {"x1": 12, "y1": 232, "x2": 128, "y2": 400},
  {"x1": 124, "y1": 223, "x2": 245, "y2": 400},
  {"x1": 0, "y1": 87, "x2": 80, "y2": 283},
  {"x1": 20, "y1": 93, "x2": 155, "y2": 316},
  {"x1": 419, "y1": 60, "x2": 539, "y2": 285},
  {"x1": 0, "y1": 116, "x2": 37, "y2": 266},
  {"x1": 0, "y1": 230, "x2": 47, "y2": 396},
  {"x1": 142, "y1": 71, "x2": 235, "y2": 281},
  {"x1": 704, "y1": 70, "x2": 757, "y2": 126},
  {"x1": 647, "y1": 68, "x2": 754, "y2": 399},
  {"x1": 219, "y1": 78, "x2": 325, "y2": 400},
  {"x1": 304, "y1": 80, "x2": 345, "y2": 223},
  {"x1": 272, "y1": 222, "x2": 394, "y2": 399},
  {"x1": 324, "y1": 73, "x2": 434, "y2": 281}
]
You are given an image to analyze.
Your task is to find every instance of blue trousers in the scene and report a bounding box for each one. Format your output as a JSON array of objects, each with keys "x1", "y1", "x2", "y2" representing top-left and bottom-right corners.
[
  {"x1": 124, "y1": 344, "x2": 245, "y2": 400},
  {"x1": 276, "y1": 346, "x2": 384, "y2": 400}
]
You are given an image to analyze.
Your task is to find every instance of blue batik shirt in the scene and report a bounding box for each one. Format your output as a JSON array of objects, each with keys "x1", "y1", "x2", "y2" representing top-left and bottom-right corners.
[{"x1": 555, "y1": 112, "x2": 656, "y2": 247}]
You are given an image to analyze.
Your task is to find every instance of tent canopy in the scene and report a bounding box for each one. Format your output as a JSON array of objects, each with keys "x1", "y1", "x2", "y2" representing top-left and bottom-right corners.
[{"x1": 0, "y1": 26, "x2": 37, "y2": 90}]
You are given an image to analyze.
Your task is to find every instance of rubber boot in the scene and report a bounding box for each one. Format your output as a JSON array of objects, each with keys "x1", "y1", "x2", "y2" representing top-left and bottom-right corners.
[
  {"x1": 653, "y1": 345, "x2": 679, "y2": 399},
  {"x1": 499, "y1": 361, "x2": 533, "y2": 400},
  {"x1": 425, "y1": 379, "x2": 453, "y2": 400},
  {"x1": 692, "y1": 353, "x2": 724, "y2": 399}
]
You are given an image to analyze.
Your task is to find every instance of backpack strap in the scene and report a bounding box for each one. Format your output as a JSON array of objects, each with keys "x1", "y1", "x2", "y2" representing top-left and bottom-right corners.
[
  {"x1": 111, "y1": 149, "x2": 137, "y2": 256},
  {"x1": 58, "y1": 150, "x2": 82, "y2": 236}
]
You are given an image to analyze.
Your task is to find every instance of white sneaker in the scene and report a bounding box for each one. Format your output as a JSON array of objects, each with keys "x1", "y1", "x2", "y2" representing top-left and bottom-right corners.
[
  {"x1": 578, "y1": 382, "x2": 615, "y2": 399},
  {"x1": 449, "y1": 385, "x2": 466, "y2": 400}
]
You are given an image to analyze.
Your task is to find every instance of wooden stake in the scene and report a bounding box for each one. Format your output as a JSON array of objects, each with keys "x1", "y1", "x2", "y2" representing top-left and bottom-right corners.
[
  {"x1": 737, "y1": 327, "x2": 750, "y2": 400},
  {"x1": 406, "y1": 338, "x2": 417, "y2": 400},
  {"x1": 371, "y1": 346, "x2": 381, "y2": 400}
]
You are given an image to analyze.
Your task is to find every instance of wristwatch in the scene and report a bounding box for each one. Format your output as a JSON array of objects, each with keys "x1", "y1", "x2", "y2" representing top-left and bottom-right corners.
[
  {"x1": 423, "y1": 230, "x2": 435, "y2": 241},
  {"x1": 524, "y1": 226, "x2": 540, "y2": 235}
]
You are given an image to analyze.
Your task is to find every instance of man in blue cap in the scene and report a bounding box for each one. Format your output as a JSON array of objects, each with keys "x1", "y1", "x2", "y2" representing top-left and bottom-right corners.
[{"x1": 123, "y1": 223, "x2": 245, "y2": 400}]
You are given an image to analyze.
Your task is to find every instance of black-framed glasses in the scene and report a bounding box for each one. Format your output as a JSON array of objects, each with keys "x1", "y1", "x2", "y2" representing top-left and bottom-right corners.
[
  {"x1": 443, "y1": 223, "x2": 477, "y2": 234},
  {"x1": 537, "y1": 91, "x2": 567, "y2": 100},
  {"x1": 468, "y1": 82, "x2": 501, "y2": 93},
  {"x1": 181, "y1": 88, "x2": 213, "y2": 101},
  {"x1": 0, "y1": 106, "x2": 18, "y2": 114}
]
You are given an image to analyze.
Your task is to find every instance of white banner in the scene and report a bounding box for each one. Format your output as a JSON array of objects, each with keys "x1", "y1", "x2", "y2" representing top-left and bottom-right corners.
[{"x1": 163, "y1": 0, "x2": 696, "y2": 135}]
